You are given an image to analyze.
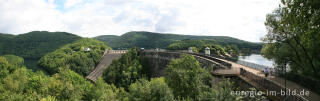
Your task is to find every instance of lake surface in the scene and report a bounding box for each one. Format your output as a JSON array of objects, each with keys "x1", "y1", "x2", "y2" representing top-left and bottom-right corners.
[{"x1": 238, "y1": 54, "x2": 275, "y2": 67}]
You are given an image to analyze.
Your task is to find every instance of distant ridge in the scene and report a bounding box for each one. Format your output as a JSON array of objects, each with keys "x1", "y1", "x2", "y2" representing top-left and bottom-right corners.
[
  {"x1": 0, "y1": 31, "x2": 81, "y2": 69},
  {"x1": 95, "y1": 31, "x2": 262, "y2": 50}
]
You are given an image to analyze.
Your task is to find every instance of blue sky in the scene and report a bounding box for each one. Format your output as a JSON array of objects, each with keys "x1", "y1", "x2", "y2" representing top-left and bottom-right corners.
[
  {"x1": 0, "y1": 0, "x2": 281, "y2": 42},
  {"x1": 51, "y1": 0, "x2": 65, "y2": 11},
  {"x1": 50, "y1": 0, "x2": 91, "y2": 12}
]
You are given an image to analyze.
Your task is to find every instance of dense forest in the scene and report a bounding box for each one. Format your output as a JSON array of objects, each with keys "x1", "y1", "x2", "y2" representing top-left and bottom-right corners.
[
  {"x1": 38, "y1": 38, "x2": 109, "y2": 76},
  {"x1": 0, "y1": 36, "x2": 118, "y2": 100},
  {"x1": 95, "y1": 31, "x2": 262, "y2": 52},
  {"x1": 0, "y1": 31, "x2": 81, "y2": 70},
  {"x1": 0, "y1": 47, "x2": 264, "y2": 100},
  {"x1": 0, "y1": 54, "x2": 101, "y2": 100},
  {"x1": 0, "y1": 30, "x2": 265, "y2": 100},
  {"x1": 262, "y1": 0, "x2": 320, "y2": 94}
]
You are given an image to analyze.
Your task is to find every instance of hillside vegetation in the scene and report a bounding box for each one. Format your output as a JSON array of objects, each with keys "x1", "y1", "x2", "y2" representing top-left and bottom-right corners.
[
  {"x1": 167, "y1": 39, "x2": 241, "y2": 56},
  {"x1": 0, "y1": 45, "x2": 261, "y2": 100},
  {"x1": 0, "y1": 55, "x2": 100, "y2": 100},
  {"x1": 38, "y1": 38, "x2": 109, "y2": 76},
  {"x1": 0, "y1": 38, "x2": 125, "y2": 100},
  {"x1": 0, "y1": 31, "x2": 81, "y2": 69},
  {"x1": 95, "y1": 31, "x2": 262, "y2": 51}
]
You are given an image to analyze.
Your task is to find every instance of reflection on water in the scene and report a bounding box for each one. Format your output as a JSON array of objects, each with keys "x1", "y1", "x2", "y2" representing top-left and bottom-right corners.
[{"x1": 238, "y1": 54, "x2": 274, "y2": 67}]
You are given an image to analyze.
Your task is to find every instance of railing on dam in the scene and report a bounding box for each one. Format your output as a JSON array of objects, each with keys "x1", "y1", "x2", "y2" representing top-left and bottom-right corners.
[
  {"x1": 139, "y1": 50, "x2": 232, "y2": 71},
  {"x1": 139, "y1": 51, "x2": 182, "y2": 59},
  {"x1": 240, "y1": 68, "x2": 307, "y2": 101},
  {"x1": 104, "y1": 50, "x2": 128, "y2": 54},
  {"x1": 236, "y1": 60, "x2": 272, "y2": 70},
  {"x1": 197, "y1": 53, "x2": 277, "y2": 75},
  {"x1": 186, "y1": 53, "x2": 232, "y2": 68},
  {"x1": 209, "y1": 54, "x2": 273, "y2": 70},
  {"x1": 140, "y1": 50, "x2": 233, "y2": 68},
  {"x1": 143, "y1": 50, "x2": 273, "y2": 71}
]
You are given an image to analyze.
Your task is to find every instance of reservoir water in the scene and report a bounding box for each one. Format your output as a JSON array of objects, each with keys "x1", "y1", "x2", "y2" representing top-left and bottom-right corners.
[{"x1": 238, "y1": 54, "x2": 275, "y2": 68}]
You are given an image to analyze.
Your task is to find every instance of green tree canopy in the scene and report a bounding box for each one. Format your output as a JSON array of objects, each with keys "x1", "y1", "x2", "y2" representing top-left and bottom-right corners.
[
  {"x1": 128, "y1": 77, "x2": 174, "y2": 101},
  {"x1": 0, "y1": 65, "x2": 96, "y2": 100},
  {"x1": 0, "y1": 31, "x2": 81, "y2": 69},
  {"x1": 38, "y1": 38, "x2": 109, "y2": 76},
  {"x1": 102, "y1": 47, "x2": 149, "y2": 89},
  {"x1": 167, "y1": 39, "x2": 241, "y2": 56},
  {"x1": 262, "y1": 0, "x2": 320, "y2": 78},
  {"x1": 0, "y1": 55, "x2": 23, "y2": 79},
  {"x1": 84, "y1": 78, "x2": 128, "y2": 101},
  {"x1": 2, "y1": 55, "x2": 24, "y2": 66},
  {"x1": 165, "y1": 55, "x2": 212, "y2": 99}
]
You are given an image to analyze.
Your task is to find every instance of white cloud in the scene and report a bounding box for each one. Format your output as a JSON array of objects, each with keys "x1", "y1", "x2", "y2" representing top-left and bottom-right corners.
[
  {"x1": 0, "y1": 0, "x2": 67, "y2": 33},
  {"x1": 65, "y1": 0, "x2": 83, "y2": 8},
  {"x1": 0, "y1": 0, "x2": 281, "y2": 42}
]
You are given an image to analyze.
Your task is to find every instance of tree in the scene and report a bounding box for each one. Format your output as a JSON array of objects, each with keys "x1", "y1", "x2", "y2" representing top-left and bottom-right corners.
[
  {"x1": 2, "y1": 55, "x2": 24, "y2": 66},
  {"x1": 167, "y1": 40, "x2": 207, "y2": 50},
  {"x1": 167, "y1": 39, "x2": 241, "y2": 56},
  {"x1": 205, "y1": 79, "x2": 238, "y2": 101},
  {"x1": 262, "y1": 0, "x2": 320, "y2": 78},
  {"x1": 103, "y1": 47, "x2": 149, "y2": 89},
  {"x1": 85, "y1": 78, "x2": 128, "y2": 101},
  {"x1": 165, "y1": 55, "x2": 212, "y2": 99},
  {"x1": 190, "y1": 47, "x2": 199, "y2": 53},
  {"x1": 0, "y1": 66, "x2": 96, "y2": 100},
  {"x1": 0, "y1": 57, "x2": 10, "y2": 79},
  {"x1": 128, "y1": 77, "x2": 174, "y2": 101},
  {"x1": 0, "y1": 55, "x2": 23, "y2": 79},
  {"x1": 225, "y1": 45, "x2": 240, "y2": 56}
]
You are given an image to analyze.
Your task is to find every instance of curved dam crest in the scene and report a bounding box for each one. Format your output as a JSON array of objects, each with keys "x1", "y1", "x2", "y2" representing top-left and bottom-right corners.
[{"x1": 86, "y1": 50, "x2": 318, "y2": 101}]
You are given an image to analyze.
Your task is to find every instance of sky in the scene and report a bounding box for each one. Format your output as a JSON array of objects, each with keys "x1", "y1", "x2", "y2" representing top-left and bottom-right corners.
[{"x1": 0, "y1": 0, "x2": 281, "y2": 42}]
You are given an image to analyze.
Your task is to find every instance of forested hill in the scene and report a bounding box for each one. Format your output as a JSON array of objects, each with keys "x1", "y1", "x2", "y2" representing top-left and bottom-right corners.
[
  {"x1": 0, "y1": 31, "x2": 81, "y2": 68},
  {"x1": 95, "y1": 31, "x2": 262, "y2": 50}
]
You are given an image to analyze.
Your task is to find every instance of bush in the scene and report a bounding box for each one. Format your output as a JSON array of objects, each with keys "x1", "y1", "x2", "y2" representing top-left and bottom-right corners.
[
  {"x1": 0, "y1": 67, "x2": 94, "y2": 100},
  {"x1": 129, "y1": 77, "x2": 174, "y2": 101},
  {"x1": 85, "y1": 78, "x2": 128, "y2": 101}
]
